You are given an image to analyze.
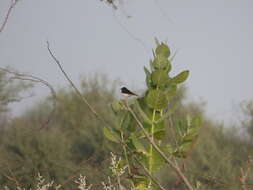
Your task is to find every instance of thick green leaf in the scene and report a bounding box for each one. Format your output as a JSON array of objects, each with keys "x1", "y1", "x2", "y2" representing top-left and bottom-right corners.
[
  {"x1": 136, "y1": 181, "x2": 148, "y2": 190},
  {"x1": 152, "y1": 55, "x2": 170, "y2": 70},
  {"x1": 166, "y1": 83, "x2": 177, "y2": 98},
  {"x1": 171, "y1": 70, "x2": 189, "y2": 84},
  {"x1": 149, "y1": 148, "x2": 165, "y2": 171},
  {"x1": 140, "y1": 146, "x2": 164, "y2": 171},
  {"x1": 122, "y1": 112, "x2": 136, "y2": 132},
  {"x1": 136, "y1": 100, "x2": 152, "y2": 125},
  {"x1": 155, "y1": 43, "x2": 171, "y2": 58},
  {"x1": 131, "y1": 134, "x2": 147, "y2": 155},
  {"x1": 153, "y1": 130, "x2": 165, "y2": 140},
  {"x1": 151, "y1": 70, "x2": 168, "y2": 87},
  {"x1": 164, "y1": 60, "x2": 172, "y2": 73},
  {"x1": 103, "y1": 127, "x2": 120, "y2": 143},
  {"x1": 146, "y1": 89, "x2": 167, "y2": 110},
  {"x1": 180, "y1": 139, "x2": 194, "y2": 151}
]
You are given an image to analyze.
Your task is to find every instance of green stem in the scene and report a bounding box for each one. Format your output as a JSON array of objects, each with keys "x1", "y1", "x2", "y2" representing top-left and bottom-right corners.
[
  {"x1": 158, "y1": 109, "x2": 163, "y2": 146},
  {"x1": 149, "y1": 109, "x2": 156, "y2": 184}
]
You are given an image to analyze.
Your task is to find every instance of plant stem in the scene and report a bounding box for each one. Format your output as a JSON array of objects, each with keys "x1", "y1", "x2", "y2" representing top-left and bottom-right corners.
[{"x1": 149, "y1": 109, "x2": 156, "y2": 186}]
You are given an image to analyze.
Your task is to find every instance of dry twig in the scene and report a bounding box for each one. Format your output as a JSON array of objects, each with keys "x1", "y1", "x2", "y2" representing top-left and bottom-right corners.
[
  {"x1": 0, "y1": 0, "x2": 19, "y2": 34},
  {"x1": 46, "y1": 41, "x2": 114, "y2": 130},
  {"x1": 0, "y1": 67, "x2": 57, "y2": 130}
]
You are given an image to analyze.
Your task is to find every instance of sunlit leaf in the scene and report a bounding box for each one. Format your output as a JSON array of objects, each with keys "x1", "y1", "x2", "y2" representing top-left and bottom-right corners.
[
  {"x1": 152, "y1": 55, "x2": 171, "y2": 70},
  {"x1": 103, "y1": 127, "x2": 120, "y2": 143},
  {"x1": 146, "y1": 89, "x2": 167, "y2": 110},
  {"x1": 171, "y1": 70, "x2": 189, "y2": 84},
  {"x1": 149, "y1": 148, "x2": 165, "y2": 171},
  {"x1": 131, "y1": 134, "x2": 147, "y2": 155},
  {"x1": 155, "y1": 42, "x2": 171, "y2": 58},
  {"x1": 151, "y1": 70, "x2": 168, "y2": 87},
  {"x1": 122, "y1": 112, "x2": 136, "y2": 132},
  {"x1": 135, "y1": 100, "x2": 152, "y2": 125},
  {"x1": 180, "y1": 139, "x2": 194, "y2": 151}
]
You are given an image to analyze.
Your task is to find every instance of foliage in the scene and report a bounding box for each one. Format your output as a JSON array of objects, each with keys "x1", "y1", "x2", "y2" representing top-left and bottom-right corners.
[
  {"x1": 104, "y1": 42, "x2": 202, "y2": 189},
  {"x1": 0, "y1": 69, "x2": 32, "y2": 117},
  {"x1": 241, "y1": 101, "x2": 253, "y2": 140},
  {"x1": 0, "y1": 53, "x2": 253, "y2": 189},
  {"x1": 0, "y1": 75, "x2": 116, "y2": 189}
]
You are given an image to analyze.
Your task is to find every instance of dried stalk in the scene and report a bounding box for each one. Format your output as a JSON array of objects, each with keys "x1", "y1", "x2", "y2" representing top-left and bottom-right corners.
[
  {"x1": 46, "y1": 41, "x2": 114, "y2": 130},
  {"x1": 0, "y1": 0, "x2": 18, "y2": 34}
]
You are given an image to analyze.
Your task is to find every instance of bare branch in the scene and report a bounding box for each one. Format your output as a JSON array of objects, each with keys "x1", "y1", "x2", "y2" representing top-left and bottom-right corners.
[
  {"x1": 112, "y1": 11, "x2": 149, "y2": 54},
  {"x1": 0, "y1": 0, "x2": 18, "y2": 34},
  {"x1": 0, "y1": 67, "x2": 57, "y2": 130},
  {"x1": 46, "y1": 41, "x2": 113, "y2": 129}
]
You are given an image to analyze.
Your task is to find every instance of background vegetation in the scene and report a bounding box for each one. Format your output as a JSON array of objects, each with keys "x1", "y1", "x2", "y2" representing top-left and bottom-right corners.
[
  {"x1": 1, "y1": 1, "x2": 252, "y2": 190},
  {"x1": 0, "y1": 69, "x2": 253, "y2": 190}
]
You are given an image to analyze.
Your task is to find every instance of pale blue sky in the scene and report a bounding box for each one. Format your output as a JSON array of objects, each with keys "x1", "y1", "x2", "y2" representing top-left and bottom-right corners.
[{"x1": 0, "y1": 0, "x2": 253, "y2": 125}]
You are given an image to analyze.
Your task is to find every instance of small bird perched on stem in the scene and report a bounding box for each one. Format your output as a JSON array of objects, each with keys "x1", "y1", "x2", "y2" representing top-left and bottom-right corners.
[{"x1": 121, "y1": 87, "x2": 138, "y2": 97}]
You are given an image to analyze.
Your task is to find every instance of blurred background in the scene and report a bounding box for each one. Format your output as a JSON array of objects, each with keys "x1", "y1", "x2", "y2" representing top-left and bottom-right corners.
[{"x1": 0, "y1": 0, "x2": 253, "y2": 189}]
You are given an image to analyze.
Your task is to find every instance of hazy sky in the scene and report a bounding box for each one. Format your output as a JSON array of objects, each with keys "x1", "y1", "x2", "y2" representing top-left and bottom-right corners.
[{"x1": 0, "y1": 0, "x2": 253, "y2": 125}]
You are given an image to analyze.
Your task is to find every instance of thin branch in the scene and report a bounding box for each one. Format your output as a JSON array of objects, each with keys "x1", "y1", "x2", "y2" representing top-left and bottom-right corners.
[
  {"x1": 153, "y1": 0, "x2": 174, "y2": 24},
  {"x1": 126, "y1": 104, "x2": 194, "y2": 190},
  {"x1": 0, "y1": 67, "x2": 57, "y2": 130},
  {"x1": 46, "y1": 41, "x2": 113, "y2": 129},
  {"x1": 0, "y1": 0, "x2": 18, "y2": 34},
  {"x1": 112, "y1": 11, "x2": 149, "y2": 54}
]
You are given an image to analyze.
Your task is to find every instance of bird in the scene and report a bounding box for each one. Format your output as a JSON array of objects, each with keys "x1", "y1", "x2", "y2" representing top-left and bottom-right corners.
[{"x1": 121, "y1": 87, "x2": 138, "y2": 97}]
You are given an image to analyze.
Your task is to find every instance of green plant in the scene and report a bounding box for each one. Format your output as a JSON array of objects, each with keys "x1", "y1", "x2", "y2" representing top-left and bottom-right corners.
[{"x1": 104, "y1": 41, "x2": 202, "y2": 190}]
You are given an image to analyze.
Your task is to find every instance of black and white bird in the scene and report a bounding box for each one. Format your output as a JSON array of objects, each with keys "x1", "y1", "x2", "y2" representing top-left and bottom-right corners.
[{"x1": 121, "y1": 87, "x2": 138, "y2": 97}]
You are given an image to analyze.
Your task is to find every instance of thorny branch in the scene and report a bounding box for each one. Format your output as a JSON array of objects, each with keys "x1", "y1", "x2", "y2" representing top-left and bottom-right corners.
[
  {"x1": 0, "y1": 0, "x2": 19, "y2": 34},
  {"x1": 0, "y1": 67, "x2": 57, "y2": 130}
]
